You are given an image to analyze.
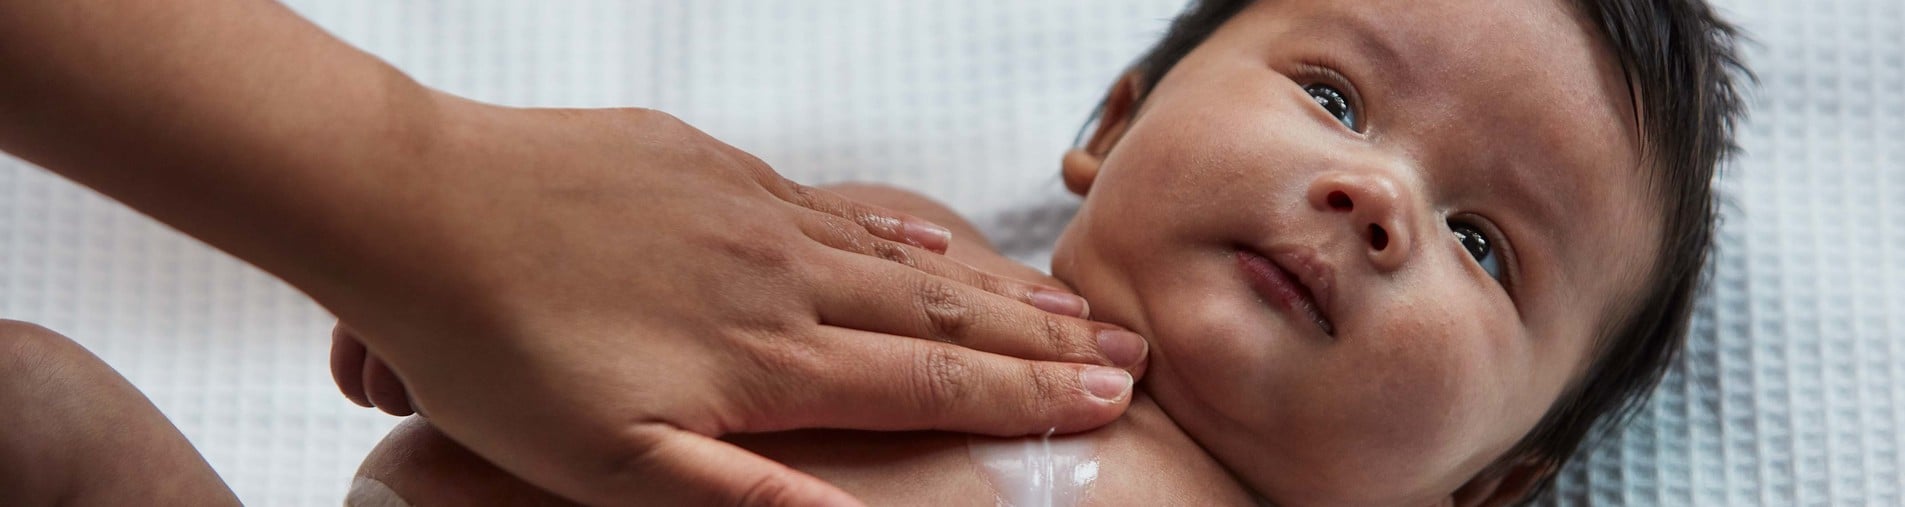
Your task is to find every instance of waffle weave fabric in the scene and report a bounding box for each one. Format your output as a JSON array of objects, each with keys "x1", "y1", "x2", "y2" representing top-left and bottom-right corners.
[{"x1": 0, "y1": 1, "x2": 1895, "y2": 504}]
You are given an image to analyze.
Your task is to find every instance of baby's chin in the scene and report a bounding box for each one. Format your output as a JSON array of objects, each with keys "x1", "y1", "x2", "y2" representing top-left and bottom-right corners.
[
  {"x1": 1049, "y1": 258, "x2": 1291, "y2": 497},
  {"x1": 1059, "y1": 272, "x2": 1468, "y2": 505},
  {"x1": 1143, "y1": 363, "x2": 1483, "y2": 507},
  {"x1": 1053, "y1": 227, "x2": 1455, "y2": 502}
]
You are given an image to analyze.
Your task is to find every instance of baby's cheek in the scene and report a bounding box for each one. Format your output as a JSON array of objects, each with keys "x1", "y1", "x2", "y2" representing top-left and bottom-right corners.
[
  {"x1": 1261, "y1": 340, "x2": 1490, "y2": 505},
  {"x1": 1336, "y1": 311, "x2": 1503, "y2": 472}
]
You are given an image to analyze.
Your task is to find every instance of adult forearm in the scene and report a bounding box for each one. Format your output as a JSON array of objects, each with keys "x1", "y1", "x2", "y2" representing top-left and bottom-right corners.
[{"x1": 0, "y1": 0, "x2": 451, "y2": 301}]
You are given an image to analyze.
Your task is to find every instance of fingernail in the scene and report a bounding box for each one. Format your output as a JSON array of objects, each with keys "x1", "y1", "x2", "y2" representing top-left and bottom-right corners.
[
  {"x1": 902, "y1": 220, "x2": 952, "y2": 252},
  {"x1": 1096, "y1": 329, "x2": 1147, "y2": 369},
  {"x1": 1082, "y1": 367, "x2": 1133, "y2": 402},
  {"x1": 1029, "y1": 289, "x2": 1089, "y2": 318}
]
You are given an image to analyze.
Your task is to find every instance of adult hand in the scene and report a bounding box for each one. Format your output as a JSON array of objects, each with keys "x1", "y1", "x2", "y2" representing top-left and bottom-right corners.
[{"x1": 319, "y1": 103, "x2": 1146, "y2": 506}]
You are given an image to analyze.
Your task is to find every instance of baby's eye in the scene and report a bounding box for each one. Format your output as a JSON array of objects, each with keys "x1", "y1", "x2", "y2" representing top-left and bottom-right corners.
[
  {"x1": 1450, "y1": 222, "x2": 1504, "y2": 282},
  {"x1": 1305, "y1": 84, "x2": 1359, "y2": 131}
]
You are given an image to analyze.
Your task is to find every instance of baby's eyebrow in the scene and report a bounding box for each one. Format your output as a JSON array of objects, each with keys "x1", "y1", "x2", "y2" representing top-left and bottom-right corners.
[
  {"x1": 1493, "y1": 161, "x2": 1565, "y2": 241},
  {"x1": 1298, "y1": 9, "x2": 1415, "y2": 90}
]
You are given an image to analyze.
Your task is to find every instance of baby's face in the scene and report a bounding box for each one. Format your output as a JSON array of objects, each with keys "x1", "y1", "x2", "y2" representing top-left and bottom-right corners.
[{"x1": 1052, "y1": 0, "x2": 1659, "y2": 504}]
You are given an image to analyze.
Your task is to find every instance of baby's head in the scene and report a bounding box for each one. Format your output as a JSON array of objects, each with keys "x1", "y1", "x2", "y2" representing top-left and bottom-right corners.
[{"x1": 1050, "y1": 0, "x2": 1746, "y2": 504}]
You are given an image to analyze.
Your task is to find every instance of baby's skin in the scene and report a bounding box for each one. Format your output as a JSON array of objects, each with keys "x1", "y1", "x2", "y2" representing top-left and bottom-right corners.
[
  {"x1": 357, "y1": 0, "x2": 1665, "y2": 504},
  {"x1": 357, "y1": 400, "x2": 1253, "y2": 506}
]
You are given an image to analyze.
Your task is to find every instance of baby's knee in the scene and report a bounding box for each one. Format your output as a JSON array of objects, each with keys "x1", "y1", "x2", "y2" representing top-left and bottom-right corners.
[
  {"x1": 0, "y1": 319, "x2": 90, "y2": 382},
  {"x1": 0, "y1": 319, "x2": 128, "y2": 429},
  {"x1": 0, "y1": 319, "x2": 137, "y2": 426},
  {"x1": 0, "y1": 318, "x2": 240, "y2": 505},
  {"x1": 0, "y1": 320, "x2": 99, "y2": 503}
]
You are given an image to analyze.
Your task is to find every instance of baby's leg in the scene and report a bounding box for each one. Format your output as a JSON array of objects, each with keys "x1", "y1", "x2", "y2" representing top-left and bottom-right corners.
[{"x1": 0, "y1": 320, "x2": 237, "y2": 505}]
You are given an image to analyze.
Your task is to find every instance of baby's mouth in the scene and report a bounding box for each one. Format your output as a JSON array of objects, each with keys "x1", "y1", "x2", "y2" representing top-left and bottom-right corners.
[{"x1": 1236, "y1": 248, "x2": 1336, "y2": 336}]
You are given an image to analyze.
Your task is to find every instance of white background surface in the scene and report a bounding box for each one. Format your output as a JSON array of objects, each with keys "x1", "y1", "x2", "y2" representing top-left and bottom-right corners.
[{"x1": 0, "y1": 1, "x2": 1899, "y2": 505}]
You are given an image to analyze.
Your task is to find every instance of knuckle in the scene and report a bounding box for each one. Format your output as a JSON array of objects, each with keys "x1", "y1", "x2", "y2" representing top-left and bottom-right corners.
[
  {"x1": 738, "y1": 329, "x2": 821, "y2": 384},
  {"x1": 915, "y1": 279, "x2": 970, "y2": 342},
  {"x1": 788, "y1": 183, "x2": 823, "y2": 209},
  {"x1": 622, "y1": 106, "x2": 682, "y2": 126},
  {"x1": 597, "y1": 423, "x2": 678, "y2": 493},
  {"x1": 871, "y1": 240, "x2": 917, "y2": 267},
  {"x1": 815, "y1": 215, "x2": 869, "y2": 252},
  {"x1": 1024, "y1": 364, "x2": 1062, "y2": 422},
  {"x1": 1037, "y1": 313, "x2": 1080, "y2": 359},
  {"x1": 737, "y1": 309, "x2": 807, "y2": 340},
  {"x1": 722, "y1": 329, "x2": 826, "y2": 429},
  {"x1": 845, "y1": 206, "x2": 896, "y2": 233},
  {"x1": 615, "y1": 107, "x2": 694, "y2": 141},
  {"x1": 721, "y1": 148, "x2": 790, "y2": 193},
  {"x1": 734, "y1": 471, "x2": 806, "y2": 507},
  {"x1": 973, "y1": 272, "x2": 1019, "y2": 297},
  {"x1": 915, "y1": 347, "x2": 972, "y2": 416},
  {"x1": 727, "y1": 148, "x2": 777, "y2": 176},
  {"x1": 706, "y1": 233, "x2": 798, "y2": 274}
]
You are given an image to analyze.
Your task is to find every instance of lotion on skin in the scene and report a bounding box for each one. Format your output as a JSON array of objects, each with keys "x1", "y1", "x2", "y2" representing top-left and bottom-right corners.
[{"x1": 967, "y1": 430, "x2": 1101, "y2": 507}]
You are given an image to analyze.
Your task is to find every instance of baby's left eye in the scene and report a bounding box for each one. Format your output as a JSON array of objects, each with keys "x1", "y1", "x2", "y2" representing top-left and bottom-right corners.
[
  {"x1": 1305, "y1": 84, "x2": 1359, "y2": 131},
  {"x1": 1450, "y1": 222, "x2": 1504, "y2": 282}
]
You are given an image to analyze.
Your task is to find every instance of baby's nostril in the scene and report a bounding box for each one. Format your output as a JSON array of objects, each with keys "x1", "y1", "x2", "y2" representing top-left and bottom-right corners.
[
  {"x1": 1368, "y1": 224, "x2": 1389, "y2": 251},
  {"x1": 1327, "y1": 191, "x2": 1353, "y2": 210}
]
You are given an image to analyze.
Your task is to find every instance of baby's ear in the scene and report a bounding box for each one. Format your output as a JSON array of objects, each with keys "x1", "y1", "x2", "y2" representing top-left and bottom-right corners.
[
  {"x1": 1445, "y1": 458, "x2": 1556, "y2": 507},
  {"x1": 1062, "y1": 72, "x2": 1144, "y2": 196}
]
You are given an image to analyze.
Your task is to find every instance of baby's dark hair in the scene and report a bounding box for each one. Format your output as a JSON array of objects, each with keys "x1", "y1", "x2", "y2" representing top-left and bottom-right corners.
[{"x1": 1106, "y1": 0, "x2": 1750, "y2": 500}]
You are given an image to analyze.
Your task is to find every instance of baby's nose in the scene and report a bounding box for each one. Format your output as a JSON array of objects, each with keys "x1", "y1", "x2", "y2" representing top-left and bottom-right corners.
[{"x1": 1306, "y1": 171, "x2": 1416, "y2": 273}]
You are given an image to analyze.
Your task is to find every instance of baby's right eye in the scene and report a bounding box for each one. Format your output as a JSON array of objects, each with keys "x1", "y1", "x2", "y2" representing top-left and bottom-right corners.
[{"x1": 1305, "y1": 84, "x2": 1359, "y2": 132}]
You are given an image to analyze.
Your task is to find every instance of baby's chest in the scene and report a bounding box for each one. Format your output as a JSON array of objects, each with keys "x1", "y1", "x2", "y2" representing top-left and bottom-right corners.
[{"x1": 739, "y1": 425, "x2": 1254, "y2": 506}]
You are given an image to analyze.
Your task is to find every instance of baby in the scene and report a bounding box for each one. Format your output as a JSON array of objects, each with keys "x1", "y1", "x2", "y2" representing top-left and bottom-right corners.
[{"x1": 352, "y1": 0, "x2": 1748, "y2": 504}]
